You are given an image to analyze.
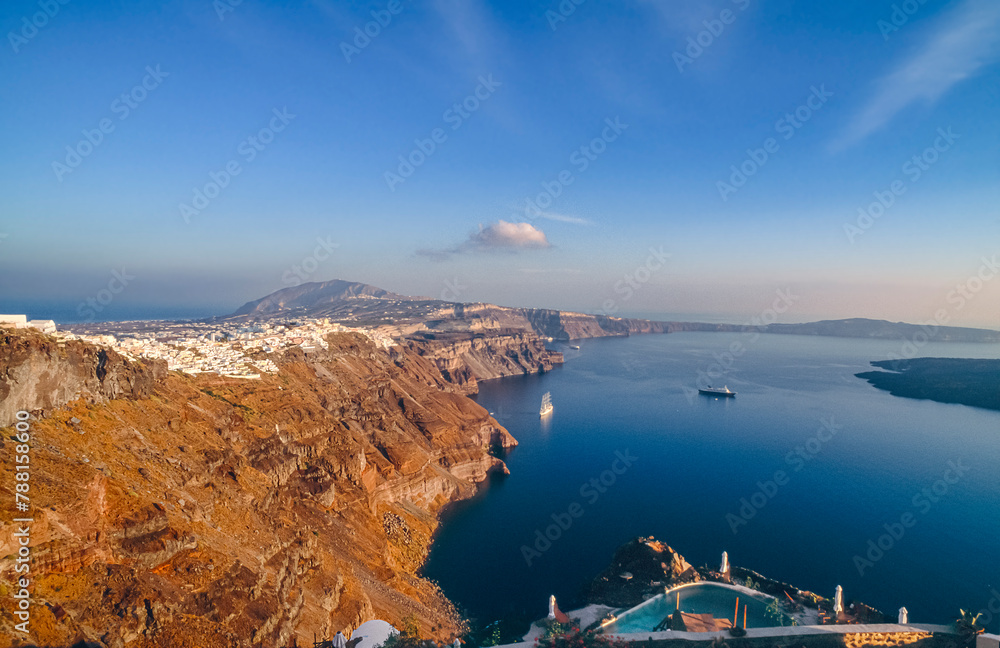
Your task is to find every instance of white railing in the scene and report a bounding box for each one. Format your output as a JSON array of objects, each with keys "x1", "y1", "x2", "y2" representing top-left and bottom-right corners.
[{"x1": 978, "y1": 633, "x2": 1000, "y2": 648}]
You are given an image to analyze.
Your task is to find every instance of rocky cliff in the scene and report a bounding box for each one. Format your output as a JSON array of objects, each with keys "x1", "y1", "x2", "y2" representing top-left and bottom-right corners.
[
  {"x1": 0, "y1": 329, "x2": 166, "y2": 429},
  {"x1": 0, "y1": 329, "x2": 515, "y2": 648},
  {"x1": 404, "y1": 330, "x2": 563, "y2": 395},
  {"x1": 583, "y1": 537, "x2": 701, "y2": 607}
]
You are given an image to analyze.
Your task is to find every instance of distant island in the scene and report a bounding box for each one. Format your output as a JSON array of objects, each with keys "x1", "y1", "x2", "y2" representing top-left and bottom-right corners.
[
  {"x1": 767, "y1": 318, "x2": 1000, "y2": 343},
  {"x1": 856, "y1": 358, "x2": 1000, "y2": 412}
]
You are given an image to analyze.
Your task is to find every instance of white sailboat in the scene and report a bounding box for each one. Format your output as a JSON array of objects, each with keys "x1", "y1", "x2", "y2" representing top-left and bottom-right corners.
[{"x1": 539, "y1": 392, "x2": 553, "y2": 417}]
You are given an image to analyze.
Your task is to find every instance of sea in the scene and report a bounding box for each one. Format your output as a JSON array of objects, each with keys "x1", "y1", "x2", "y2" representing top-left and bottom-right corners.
[
  {"x1": 0, "y1": 299, "x2": 225, "y2": 325},
  {"x1": 421, "y1": 332, "x2": 1000, "y2": 635}
]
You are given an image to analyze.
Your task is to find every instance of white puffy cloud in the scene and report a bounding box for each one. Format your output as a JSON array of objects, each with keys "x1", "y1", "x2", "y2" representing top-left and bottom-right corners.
[
  {"x1": 417, "y1": 220, "x2": 551, "y2": 260},
  {"x1": 469, "y1": 220, "x2": 551, "y2": 250}
]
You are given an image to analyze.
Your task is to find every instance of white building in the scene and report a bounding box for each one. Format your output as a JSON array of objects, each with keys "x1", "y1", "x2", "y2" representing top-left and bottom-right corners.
[
  {"x1": 28, "y1": 320, "x2": 57, "y2": 333},
  {"x1": 0, "y1": 315, "x2": 28, "y2": 328}
]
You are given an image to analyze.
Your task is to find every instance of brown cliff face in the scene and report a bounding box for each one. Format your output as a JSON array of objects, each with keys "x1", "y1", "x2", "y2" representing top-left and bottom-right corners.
[
  {"x1": 396, "y1": 303, "x2": 703, "y2": 343},
  {"x1": 404, "y1": 330, "x2": 563, "y2": 395},
  {"x1": 0, "y1": 329, "x2": 166, "y2": 428},
  {"x1": 0, "y1": 330, "x2": 515, "y2": 648}
]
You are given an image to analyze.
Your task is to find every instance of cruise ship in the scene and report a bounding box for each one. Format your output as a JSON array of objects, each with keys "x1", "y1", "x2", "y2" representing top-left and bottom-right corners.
[{"x1": 698, "y1": 385, "x2": 736, "y2": 397}]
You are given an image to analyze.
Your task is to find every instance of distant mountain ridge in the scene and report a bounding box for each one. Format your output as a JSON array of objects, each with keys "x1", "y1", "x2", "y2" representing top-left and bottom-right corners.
[
  {"x1": 766, "y1": 317, "x2": 1000, "y2": 343},
  {"x1": 229, "y1": 280, "x2": 1000, "y2": 343},
  {"x1": 232, "y1": 279, "x2": 419, "y2": 316}
]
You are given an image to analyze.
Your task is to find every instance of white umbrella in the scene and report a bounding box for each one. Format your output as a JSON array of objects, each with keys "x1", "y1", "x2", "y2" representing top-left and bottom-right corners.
[
  {"x1": 548, "y1": 595, "x2": 556, "y2": 620},
  {"x1": 834, "y1": 585, "x2": 844, "y2": 615},
  {"x1": 333, "y1": 632, "x2": 347, "y2": 648},
  {"x1": 720, "y1": 551, "x2": 729, "y2": 575},
  {"x1": 898, "y1": 607, "x2": 908, "y2": 624}
]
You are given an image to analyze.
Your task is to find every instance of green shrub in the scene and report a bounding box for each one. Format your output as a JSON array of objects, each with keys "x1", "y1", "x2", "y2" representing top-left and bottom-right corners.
[{"x1": 536, "y1": 630, "x2": 630, "y2": 648}]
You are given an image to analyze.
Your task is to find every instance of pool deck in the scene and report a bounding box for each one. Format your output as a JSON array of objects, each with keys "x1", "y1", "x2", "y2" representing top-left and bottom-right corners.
[{"x1": 503, "y1": 623, "x2": 955, "y2": 648}]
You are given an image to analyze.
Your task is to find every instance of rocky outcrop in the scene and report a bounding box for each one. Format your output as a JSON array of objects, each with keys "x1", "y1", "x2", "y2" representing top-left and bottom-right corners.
[
  {"x1": 583, "y1": 537, "x2": 701, "y2": 607},
  {"x1": 0, "y1": 329, "x2": 515, "y2": 648},
  {"x1": 404, "y1": 330, "x2": 563, "y2": 395},
  {"x1": 0, "y1": 328, "x2": 166, "y2": 427}
]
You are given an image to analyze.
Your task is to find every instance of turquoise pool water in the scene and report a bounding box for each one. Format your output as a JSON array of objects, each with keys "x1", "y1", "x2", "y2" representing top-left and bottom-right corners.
[{"x1": 603, "y1": 583, "x2": 789, "y2": 633}]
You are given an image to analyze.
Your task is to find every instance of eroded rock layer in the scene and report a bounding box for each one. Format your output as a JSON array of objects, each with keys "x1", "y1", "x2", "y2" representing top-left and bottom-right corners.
[
  {"x1": 404, "y1": 330, "x2": 562, "y2": 395},
  {"x1": 0, "y1": 329, "x2": 515, "y2": 648}
]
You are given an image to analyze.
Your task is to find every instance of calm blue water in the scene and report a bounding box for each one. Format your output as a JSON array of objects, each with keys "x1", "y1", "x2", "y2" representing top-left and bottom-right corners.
[
  {"x1": 422, "y1": 332, "x2": 1000, "y2": 633},
  {"x1": 0, "y1": 299, "x2": 225, "y2": 324}
]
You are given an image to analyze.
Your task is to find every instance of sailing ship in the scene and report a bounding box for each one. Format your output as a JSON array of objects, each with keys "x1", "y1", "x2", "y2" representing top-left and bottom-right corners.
[{"x1": 539, "y1": 392, "x2": 554, "y2": 416}]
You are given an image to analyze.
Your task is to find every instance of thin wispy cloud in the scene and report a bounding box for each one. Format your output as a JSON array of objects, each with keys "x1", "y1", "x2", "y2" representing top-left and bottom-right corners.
[
  {"x1": 431, "y1": 0, "x2": 500, "y2": 76},
  {"x1": 533, "y1": 212, "x2": 592, "y2": 225},
  {"x1": 506, "y1": 200, "x2": 593, "y2": 226},
  {"x1": 518, "y1": 267, "x2": 582, "y2": 275},
  {"x1": 417, "y1": 220, "x2": 552, "y2": 261},
  {"x1": 832, "y1": 0, "x2": 1000, "y2": 151}
]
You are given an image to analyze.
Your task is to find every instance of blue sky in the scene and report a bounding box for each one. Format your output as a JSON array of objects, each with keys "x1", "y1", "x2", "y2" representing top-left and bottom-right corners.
[{"x1": 1, "y1": 0, "x2": 998, "y2": 326}]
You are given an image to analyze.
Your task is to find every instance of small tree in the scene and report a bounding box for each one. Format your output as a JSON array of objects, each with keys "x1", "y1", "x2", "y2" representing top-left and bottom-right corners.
[
  {"x1": 480, "y1": 621, "x2": 502, "y2": 647},
  {"x1": 380, "y1": 615, "x2": 423, "y2": 648},
  {"x1": 956, "y1": 609, "x2": 985, "y2": 648},
  {"x1": 543, "y1": 622, "x2": 574, "y2": 639}
]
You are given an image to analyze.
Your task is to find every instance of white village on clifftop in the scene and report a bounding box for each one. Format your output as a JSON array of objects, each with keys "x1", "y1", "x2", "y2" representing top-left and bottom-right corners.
[{"x1": 1, "y1": 314, "x2": 395, "y2": 379}]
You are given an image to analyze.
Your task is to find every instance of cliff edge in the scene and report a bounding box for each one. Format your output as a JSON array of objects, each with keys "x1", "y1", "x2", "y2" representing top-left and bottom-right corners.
[{"x1": 0, "y1": 329, "x2": 515, "y2": 648}]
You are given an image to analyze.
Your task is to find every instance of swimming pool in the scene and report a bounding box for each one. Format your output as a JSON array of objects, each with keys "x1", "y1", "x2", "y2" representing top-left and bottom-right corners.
[{"x1": 602, "y1": 583, "x2": 791, "y2": 633}]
